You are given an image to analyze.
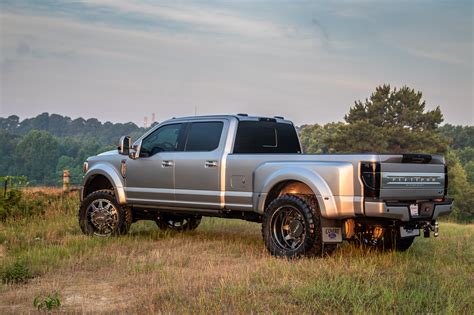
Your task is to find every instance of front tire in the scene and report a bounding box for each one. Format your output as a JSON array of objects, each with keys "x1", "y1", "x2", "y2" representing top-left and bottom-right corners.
[
  {"x1": 262, "y1": 195, "x2": 323, "y2": 258},
  {"x1": 79, "y1": 190, "x2": 131, "y2": 236}
]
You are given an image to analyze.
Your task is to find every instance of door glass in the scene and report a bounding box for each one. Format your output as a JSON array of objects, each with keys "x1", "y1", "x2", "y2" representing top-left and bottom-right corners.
[
  {"x1": 140, "y1": 124, "x2": 182, "y2": 157},
  {"x1": 184, "y1": 122, "x2": 223, "y2": 152}
]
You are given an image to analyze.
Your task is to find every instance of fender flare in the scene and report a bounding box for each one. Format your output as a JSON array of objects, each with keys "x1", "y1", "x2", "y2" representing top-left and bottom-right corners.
[
  {"x1": 255, "y1": 167, "x2": 337, "y2": 218},
  {"x1": 81, "y1": 163, "x2": 127, "y2": 204}
]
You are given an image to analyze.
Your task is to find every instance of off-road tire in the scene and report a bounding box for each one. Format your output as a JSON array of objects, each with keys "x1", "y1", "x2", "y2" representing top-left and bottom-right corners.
[
  {"x1": 79, "y1": 189, "x2": 132, "y2": 236},
  {"x1": 262, "y1": 194, "x2": 324, "y2": 258},
  {"x1": 155, "y1": 214, "x2": 201, "y2": 231},
  {"x1": 383, "y1": 228, "x2": 415, "y2": 252}
]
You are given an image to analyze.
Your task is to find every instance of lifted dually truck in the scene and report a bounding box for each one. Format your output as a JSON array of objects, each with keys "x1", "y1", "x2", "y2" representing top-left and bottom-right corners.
[{"x1": 79, "y1": 114, "x2": 453, "y2": 257}]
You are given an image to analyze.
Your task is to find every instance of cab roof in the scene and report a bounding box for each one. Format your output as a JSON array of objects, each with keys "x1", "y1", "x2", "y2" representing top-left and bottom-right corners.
[{"x1": 164, "y1": 114, "x2": 293, "y2": 125}]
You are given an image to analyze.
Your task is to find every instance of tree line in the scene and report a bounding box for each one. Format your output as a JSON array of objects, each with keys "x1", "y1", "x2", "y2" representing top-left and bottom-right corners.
[
  {"x1": 0, "y1": 85, "x2": 472, "y2": 220},
  {"x1": 0, "y1": 114, "x2": 150, "y2": 186}
]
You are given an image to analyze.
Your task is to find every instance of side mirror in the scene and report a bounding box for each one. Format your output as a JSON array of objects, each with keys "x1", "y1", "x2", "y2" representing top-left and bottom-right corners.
[{"x1": 118, "y1": 136, "x2": 131, "y2": 155}]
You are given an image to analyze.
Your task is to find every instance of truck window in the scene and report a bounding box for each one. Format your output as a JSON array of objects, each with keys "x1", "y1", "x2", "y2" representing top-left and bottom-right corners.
[
  {"x1": 233, "y1": 121, "x2": 301, "y2": 154},
  {"x1": 184, "y1": 122, "x2": 223, "y2": 152},
  {"x1": 140, "y1": 123, "x2": 183, "y2": 157}
]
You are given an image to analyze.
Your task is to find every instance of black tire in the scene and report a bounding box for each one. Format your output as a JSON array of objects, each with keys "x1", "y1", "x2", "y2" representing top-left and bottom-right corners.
[
  {"x1": 383, "y1": 228, "x2": 415, "y2": 252},
  {"x1": 155, "y1": 214, "x2": 201, "y2": 231},
  {"x1": 79, "y1": 189, "x2": 132, "y2": 236},
  {"x1": 262, "y1": 195, "x2": 323, "y2": 258}
]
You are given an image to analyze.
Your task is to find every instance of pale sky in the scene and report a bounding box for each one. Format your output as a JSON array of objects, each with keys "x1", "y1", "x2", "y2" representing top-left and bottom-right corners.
[{"x1": 1, "y1": 0, "x2": 473, "y2": 126}]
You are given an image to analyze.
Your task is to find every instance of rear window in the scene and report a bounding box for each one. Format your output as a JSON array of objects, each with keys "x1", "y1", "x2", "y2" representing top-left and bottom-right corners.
[
  {"x1": 233, "y1": 121, "x2": 301, "y2": 154},
  {"x1": 184, "y1": 122, "x2": 223, "y2": 151}
]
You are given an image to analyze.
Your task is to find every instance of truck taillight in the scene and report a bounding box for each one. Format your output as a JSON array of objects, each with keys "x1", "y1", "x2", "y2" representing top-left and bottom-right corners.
[
  {"x1": 361, "y1": 162, "x2": 381, "y2": 199},
  {"x1": 444, "y1": 165, "x2": 448, "y2": 196}
]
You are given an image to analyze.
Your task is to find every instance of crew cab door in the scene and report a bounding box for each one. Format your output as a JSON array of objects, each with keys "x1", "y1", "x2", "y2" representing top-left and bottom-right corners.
[
  {"x1": 125, "y1": 123, "x2": 185, "y2": 206},
  {"x1": 173, "y1": 120, "x2": 226, "y2": 209}
]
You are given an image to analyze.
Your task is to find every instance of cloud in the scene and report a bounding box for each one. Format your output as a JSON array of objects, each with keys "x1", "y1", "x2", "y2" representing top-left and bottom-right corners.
[{"x1": 78, "y1": 0, "x2": 286, "y2": 38}]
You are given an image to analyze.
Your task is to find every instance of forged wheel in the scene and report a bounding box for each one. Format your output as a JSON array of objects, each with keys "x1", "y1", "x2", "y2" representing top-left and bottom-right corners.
[
  {"x1": 271, "y1": 205, "x2": 306, "y2": 250},
  {"x1": 89, "y1": 198, "x2": 119, "y2": 236},
  {"x1": 79, "y1": 190, "x2": 131, "y2": 236},
  {"x1": 262, "y1": 195, "x2": 323, "y2": 258},
  {"x1": 156, "y1": 214, "x2": 201, "y2": 231}
]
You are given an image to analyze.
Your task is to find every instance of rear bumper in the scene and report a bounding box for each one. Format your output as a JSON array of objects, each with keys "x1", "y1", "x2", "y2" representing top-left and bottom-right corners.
[{"x1": 364, "y1": 199, "x2": 453, "y2": 222}]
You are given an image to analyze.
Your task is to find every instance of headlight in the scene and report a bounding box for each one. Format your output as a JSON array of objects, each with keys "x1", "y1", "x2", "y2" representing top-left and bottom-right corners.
[{"x1": 83, "y1": 162, "x2": 89, "y2": 174}]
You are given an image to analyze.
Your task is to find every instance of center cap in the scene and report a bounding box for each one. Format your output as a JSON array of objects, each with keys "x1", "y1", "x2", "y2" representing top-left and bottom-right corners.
[
  {"x1": 289, "y1": 220, "x2": 304, "y2": 237},
  {"x1": 93, "y1": 212, "x2": 106, "y2": 224}
]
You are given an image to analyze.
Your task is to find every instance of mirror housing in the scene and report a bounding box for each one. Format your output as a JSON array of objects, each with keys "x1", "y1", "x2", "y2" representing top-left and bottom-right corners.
[
  {"x1": 129, "y1": 139, "x2": 142, "y2": 159},
  {"x1": 118, "y1": 136, "x2": 131, "y2": 155}
]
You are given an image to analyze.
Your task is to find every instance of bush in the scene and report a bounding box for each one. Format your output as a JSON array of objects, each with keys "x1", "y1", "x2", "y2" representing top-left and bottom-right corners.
[
  {"x1": 34, "y1": 292, "x2": 61, "y2": 311},
  {"x1": 1, "y1": 261, "x2": 33, "y2": 284}
]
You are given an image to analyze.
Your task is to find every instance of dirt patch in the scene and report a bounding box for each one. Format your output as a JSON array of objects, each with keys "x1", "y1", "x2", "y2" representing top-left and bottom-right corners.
[
  {"x1": 62, "y1": 279, "x2": 130, "y2": 312},
  {"x1": 0, "y1": 271, "x2": 135, "y2": 314}
]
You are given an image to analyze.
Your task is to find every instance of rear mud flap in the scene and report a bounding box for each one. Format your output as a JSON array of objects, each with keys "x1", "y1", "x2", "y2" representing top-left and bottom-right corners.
[{"x1": 321, "y1": 218, "x2": 343, "y2": 243}]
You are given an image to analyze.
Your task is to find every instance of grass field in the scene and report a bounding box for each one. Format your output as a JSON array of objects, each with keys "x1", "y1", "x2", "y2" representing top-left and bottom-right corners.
[{"x1": 0, "y1": 189, "x2": 473, "y2": 313}]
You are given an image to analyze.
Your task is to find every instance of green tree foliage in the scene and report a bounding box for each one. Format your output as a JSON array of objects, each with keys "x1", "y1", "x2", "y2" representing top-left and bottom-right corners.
[
  {"x1": 330, "y1": 85, "x2": 448, "y2": 153},
  {"x1": 0, "y1": 113, "x2": 147, "y2": 185},
  {"x1": 0, "y1": 112, "x2": 146, "y2": 146},
  {"x1": 445, "y1": 151, "x2": 474, "y2": 221},
  {"x1": 15, "y1": 131, "x2": 60, "y2": 185},
  {"x1": 465, "y1": 162, "x2": 474, "y2": 184},
  {"x1": 299, "y1": 122, "x2": 345, "y2": 153},
  {"x1": 439, "y1": 125, "x2": 474, "y2": 149},
  {"x1": 0, "y1": 130, "x2": 20, "y2": 176}
]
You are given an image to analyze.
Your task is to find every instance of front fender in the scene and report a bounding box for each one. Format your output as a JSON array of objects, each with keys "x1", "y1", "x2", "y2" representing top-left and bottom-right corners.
[
  {"x1": 254, "y1": 164, "x2": 337, "y2": 218},
  {"x1": 81, "y1": 163, "x2": 127, "y2": 204}
]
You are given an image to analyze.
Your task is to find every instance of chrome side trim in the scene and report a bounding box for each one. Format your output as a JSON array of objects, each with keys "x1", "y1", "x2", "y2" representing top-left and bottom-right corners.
[
  {"x1": 128, "y1": 198, "x2": 220, "y2": 207},
  {"x1": 382, "y1": 172, "x2": 445, "y2": 189},
  {"x1": 220, "y1": 118, "x2": 238, "y2": 208}
]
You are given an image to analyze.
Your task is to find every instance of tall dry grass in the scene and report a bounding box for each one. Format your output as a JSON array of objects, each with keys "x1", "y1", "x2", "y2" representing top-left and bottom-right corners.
[{"x1": 0, "y1": 190, "x2": 472, "y2": 313}]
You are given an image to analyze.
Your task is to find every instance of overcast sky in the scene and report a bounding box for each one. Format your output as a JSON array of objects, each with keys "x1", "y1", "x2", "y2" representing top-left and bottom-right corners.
[{"x1": 1, "y1": 0, "x2": 473, "y2": 127}]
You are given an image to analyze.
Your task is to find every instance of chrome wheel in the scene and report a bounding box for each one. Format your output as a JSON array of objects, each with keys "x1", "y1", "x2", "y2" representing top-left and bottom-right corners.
[
  {"x1": 270, "y1": 205, "x2": 306, "y2": 250},
  {"x1": 87, "y1": 198, "x2": 119, "y2": 236}
]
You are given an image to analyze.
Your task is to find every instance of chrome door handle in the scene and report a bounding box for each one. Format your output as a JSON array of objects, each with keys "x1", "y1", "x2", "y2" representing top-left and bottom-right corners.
[
  {"x1": 205, "y1": 160, "x2": 218, "y2": 168},
  {"x1": 162, "y1": 160, "x2": 174, "y2": 167}
]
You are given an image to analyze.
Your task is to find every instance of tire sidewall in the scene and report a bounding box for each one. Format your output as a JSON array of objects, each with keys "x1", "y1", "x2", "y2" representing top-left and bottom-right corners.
[
  {"x1": 262, "y1": 195, "x2": 321, "y2": 258},
  {"x1": 79, "y1": 190, "x2": 125, "y2": 236}
]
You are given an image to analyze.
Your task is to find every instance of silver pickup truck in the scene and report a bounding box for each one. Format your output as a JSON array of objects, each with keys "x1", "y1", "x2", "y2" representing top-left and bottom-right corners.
[{"x1": 79, "y1": 114, "x2": 453, "y2": 257}]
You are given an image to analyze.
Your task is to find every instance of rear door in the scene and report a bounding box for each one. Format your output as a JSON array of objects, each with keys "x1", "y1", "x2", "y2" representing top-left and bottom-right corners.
[{"x1": 173, "y1": 120, "x2": 226, "y2": 209}]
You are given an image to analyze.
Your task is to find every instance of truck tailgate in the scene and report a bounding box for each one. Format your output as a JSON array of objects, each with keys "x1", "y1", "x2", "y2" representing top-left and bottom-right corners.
[{"x1": 379, "y1": 155, "x2": 446, "y2": 200}]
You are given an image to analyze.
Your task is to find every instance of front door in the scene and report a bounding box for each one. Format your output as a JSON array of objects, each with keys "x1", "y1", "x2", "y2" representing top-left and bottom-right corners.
[
  {"x1": 174, "y1": 121, "x2": 226, "y2": 209},
  {"x1": 125, "y1": 123, "x2": 184, "y2": 206}
]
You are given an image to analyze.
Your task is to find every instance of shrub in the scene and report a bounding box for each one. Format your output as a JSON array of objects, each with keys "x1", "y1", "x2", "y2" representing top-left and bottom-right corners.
[
  {"x1": 34, "y1": 292, "x2": 61, "y2": 311},
  {"x1": 1, "y1": 261, "x2": 33, "y2": 284}
]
